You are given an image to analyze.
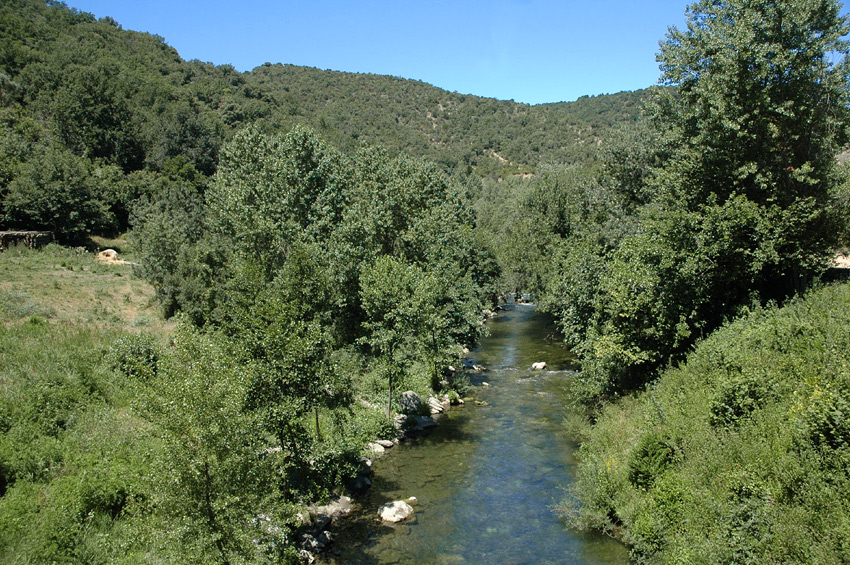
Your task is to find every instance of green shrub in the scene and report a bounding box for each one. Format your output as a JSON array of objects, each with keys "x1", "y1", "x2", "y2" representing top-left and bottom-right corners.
[
  {"x1": 628, "y1": 431, "x2": 676, "y2": 490},
  {"x1": 717, "y1": 473, "x2": 776, "y2": 564},
  {"x1": 710, "y1": 369, "x2": 770, "y2": 428},
  {"x1": 629, "y1": 473, "x2": 688, "y2": 561},
  {"x1": 801, "y1": 387, "x2": 850, "y2": 451},
  {"x1": 107, "y1": 334, "x2": 160, "y2": 381}
]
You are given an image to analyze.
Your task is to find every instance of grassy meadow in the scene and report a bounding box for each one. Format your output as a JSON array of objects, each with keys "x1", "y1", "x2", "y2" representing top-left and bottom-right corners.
[
  {"x1": 0, "y1": 241, "x2": 171, "y2": 333},
  {"x1": 0, "y1": 243, "x2": 172, "y2": 562}
]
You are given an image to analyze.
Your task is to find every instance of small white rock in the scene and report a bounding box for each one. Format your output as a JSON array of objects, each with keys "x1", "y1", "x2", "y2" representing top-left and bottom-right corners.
[
  {"x1": 532, "y1": 362, "x2": 547, "y2": 370},
  {"x1": 379, "y1": 500, "x2": 415, "y2": 522}
]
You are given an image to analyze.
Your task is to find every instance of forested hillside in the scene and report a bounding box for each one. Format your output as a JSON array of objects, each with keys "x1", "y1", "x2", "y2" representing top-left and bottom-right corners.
[
  {"x1": 0, "y1": 0, "x2": 646, "y2": 243},
  {"x1": 249, "y1": 64, "x2": 647, "y2": 174}
]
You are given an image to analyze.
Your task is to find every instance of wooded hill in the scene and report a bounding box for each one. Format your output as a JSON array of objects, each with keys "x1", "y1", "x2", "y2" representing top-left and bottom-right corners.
[
  {"x1": 248, "y1": 64, "x2": 648, "y2": 175},
  {"x1": 0, "y1": 0, "x2": 647, "y2": 209}
]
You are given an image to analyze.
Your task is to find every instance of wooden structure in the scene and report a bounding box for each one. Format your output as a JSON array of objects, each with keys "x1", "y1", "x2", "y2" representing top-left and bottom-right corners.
[{"x1": 0, "y1": 231, "x2": 54, "y2": 251}]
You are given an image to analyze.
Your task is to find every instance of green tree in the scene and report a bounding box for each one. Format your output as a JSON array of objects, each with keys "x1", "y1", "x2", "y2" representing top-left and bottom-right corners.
[
  {"x1": 573, "y1": 0, "x2": 850, "y2": 402},
  {"x1": 222, "y1": 245, "x2": 352, "y2": 445},
  {"x1": 654, "y1": 0, "x2": 849, "y2": 293},
  {"x1": 51, "y1": 60, "x2": 144, "y2": 171},
  {"x1": 206, "y1": 124, "x2": 350, "y2": 279},
  {"x1": 140, "y1": 322, "x2": 285, "y2": 564},
  {"x1": 360, "y1": 256, "x2": 433, "y2": 418},
  {"x1": 130, "y1": 178, "x2": 214, "y2": 320},
  {"x1": 2, "y1": 144, "x2": 110, "y2": 240}
]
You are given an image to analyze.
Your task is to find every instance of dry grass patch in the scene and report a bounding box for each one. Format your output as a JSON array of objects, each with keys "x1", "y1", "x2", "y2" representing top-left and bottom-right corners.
[{"x1": 0, "y1": 243, "x2": 172, "y2": 336}]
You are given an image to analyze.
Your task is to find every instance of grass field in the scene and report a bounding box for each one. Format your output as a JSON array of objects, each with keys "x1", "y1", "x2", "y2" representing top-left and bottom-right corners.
[
  {"x1": 0, "y1": 242, "x2": 177, "y2": 563},
  {"x1": 0, "y1": 242, "x2": 172, "y2": 335}
]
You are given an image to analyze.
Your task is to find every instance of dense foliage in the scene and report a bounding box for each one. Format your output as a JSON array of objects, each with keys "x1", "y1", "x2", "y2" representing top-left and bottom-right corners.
[
  {"x1": 0, "y1": 0, "x2": 645, "y2": 242},
  {"x1": 0, "y1": 165, "x2": 495, "y2": 562},
  {"x1": 482, "y1": 0, "x2": 850, "y2": 406},
  {"x1": 565, "y1": 282, "x2": 850, "y2": 563},
  {"x1": 4, "y1": 0, "x2": 850, "y2": 561},
  {"x1": 112, "y1": 122, "x2": 495, "y2": 560}
]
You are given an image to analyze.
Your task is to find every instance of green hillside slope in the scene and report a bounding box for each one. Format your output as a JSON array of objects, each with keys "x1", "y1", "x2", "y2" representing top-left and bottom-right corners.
[{"x1": 568, "y1": 281, "x2": 850, "y2": 563}]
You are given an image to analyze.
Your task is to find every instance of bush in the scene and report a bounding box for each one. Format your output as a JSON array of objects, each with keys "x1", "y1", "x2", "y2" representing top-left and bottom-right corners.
[
  {"x1": 801, "y1": 387, "x2": 850, "y2": 451},
  {"x1": 2, "y1": 144, "x2": 112, "y2": 241},
  {"x1": 107, "y1": 334, "x2": 160, "y2": 381},
  {"x1": 710, "y1": 369, "x2": 770, "y2": 428},
  {"x1": 627, "y1": 431, "x2": 677, "y2": 490}
]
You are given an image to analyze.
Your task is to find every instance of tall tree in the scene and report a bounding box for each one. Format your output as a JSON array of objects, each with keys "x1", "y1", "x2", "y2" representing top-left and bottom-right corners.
[
  {"x1": 359, "y1": 256, "x2": 433, "y2": 418},
  {"x1": 140, "y1": 323, "x2": 280, "y2": 564},
  {"x1": 574, "y1": 0, "x2": 850, "y2": 402},
  {"x1": 654, "y1": 0, "x2": 849, "y2": 291}
]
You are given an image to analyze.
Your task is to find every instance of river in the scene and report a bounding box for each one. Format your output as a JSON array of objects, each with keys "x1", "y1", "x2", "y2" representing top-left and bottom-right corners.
[{"x1": 323, "y1": 303, "x2": 629, "y2": 564}]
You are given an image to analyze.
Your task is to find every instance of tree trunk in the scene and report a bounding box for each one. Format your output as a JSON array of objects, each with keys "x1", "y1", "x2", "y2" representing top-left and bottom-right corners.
[
  {"x1": 314, "y1": 407, "x2": 322, "y2": 441},
  {"x1": 203, "y1": 461, "x2": 229, "y2": 565},
  {"x1": 387, "y1": 370, "x2": 393, "y2": 421}
]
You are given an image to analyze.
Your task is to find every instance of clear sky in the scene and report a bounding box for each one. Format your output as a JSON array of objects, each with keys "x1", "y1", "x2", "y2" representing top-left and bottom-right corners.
[{"x1": 66, "y1": 0, "x2": 694, "y2": 105}]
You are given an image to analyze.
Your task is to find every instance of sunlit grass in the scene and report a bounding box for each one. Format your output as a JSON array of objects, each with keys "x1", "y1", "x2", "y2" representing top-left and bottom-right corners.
[{"x1": 0, "y1": 243, "x2": 172, "y2": 336}]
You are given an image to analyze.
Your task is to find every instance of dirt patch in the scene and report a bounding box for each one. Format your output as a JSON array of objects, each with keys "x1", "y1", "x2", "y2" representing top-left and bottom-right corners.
[{"x1": 833, "y1": 253, "x2": 850, "y2": 269}]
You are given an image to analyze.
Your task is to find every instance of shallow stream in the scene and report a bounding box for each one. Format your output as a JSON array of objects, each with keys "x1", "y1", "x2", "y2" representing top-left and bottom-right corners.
[{"x1": 325, "y1": 303, "x2": 629, "y2": 564}]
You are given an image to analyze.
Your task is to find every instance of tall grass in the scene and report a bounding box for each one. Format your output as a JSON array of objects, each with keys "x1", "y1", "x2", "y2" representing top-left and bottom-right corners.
[
  {"x1": 0, "y1": 245, "x2": 169, "y2": 562},
  {"x1": 0, "y1": 317, "x2": 157, "y2": 563}
]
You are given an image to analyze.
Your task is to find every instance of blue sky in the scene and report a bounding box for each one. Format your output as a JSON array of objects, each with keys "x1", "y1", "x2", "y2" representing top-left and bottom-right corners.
[{"x1": 68, "y1": 1, "x2": 694, "y2": 105}]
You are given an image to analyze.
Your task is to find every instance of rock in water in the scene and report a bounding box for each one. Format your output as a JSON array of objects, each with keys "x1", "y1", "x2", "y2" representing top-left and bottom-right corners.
[
  {"x1": 413, "y1": 415, "x2": 437, "y2": 429},
  {"x1": 428, "y1": 396, "x2": 445, "y2": 414},
  {"x1": 367, "y1": 442, "x2": 385, "y2": 455},
  {"x1": 532, "y1": 362, "x2": 547, "y2": 370},
  {"x1": 314, "y1": 496, "x2": 352, "y2": 524},
  {"x1": 379, "y1": 500, "x2": 415, "y2": 522}
]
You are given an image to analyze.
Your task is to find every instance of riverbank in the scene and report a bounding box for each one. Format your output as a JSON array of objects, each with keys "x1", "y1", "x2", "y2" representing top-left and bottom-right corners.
[
  {"x1": 316, "y1": 304, "x2": 629, "y2": 564},
  {"x1": 567, "y1": 282, "x2": 850, "y2": 562}
]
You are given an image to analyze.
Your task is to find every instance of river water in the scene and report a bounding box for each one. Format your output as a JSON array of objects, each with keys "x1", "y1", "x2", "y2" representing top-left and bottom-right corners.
[{"x1": 324, "y1": 303, "x2": 629, "y2": 564}]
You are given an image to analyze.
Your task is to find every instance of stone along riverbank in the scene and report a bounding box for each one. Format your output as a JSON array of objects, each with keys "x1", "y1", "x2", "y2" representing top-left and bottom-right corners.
[{"x1": 321, "y1": 303, "x2": 629, "y2": 564}]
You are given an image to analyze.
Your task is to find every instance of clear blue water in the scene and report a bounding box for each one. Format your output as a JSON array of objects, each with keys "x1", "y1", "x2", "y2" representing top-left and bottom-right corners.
[{"x1": 325, "y1": 304, "x2": 629, "y2": 564}]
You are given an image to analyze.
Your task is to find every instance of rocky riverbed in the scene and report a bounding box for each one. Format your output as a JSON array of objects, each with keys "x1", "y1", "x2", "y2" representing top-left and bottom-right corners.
[{"x1": 316, "y1": 304, "x2": 629, "y2": 564}]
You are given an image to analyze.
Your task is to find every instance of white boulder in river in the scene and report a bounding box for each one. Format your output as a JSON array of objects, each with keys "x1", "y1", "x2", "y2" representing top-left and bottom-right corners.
[
  {"x1": 531, "y1": 362, "x2": 547, "y2": 370},
  {"x1": 378, "y1": 500, "x2": 415, "y2": 522}
]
